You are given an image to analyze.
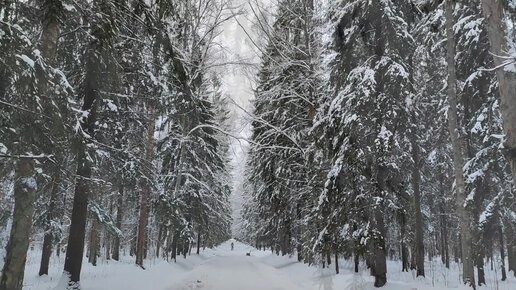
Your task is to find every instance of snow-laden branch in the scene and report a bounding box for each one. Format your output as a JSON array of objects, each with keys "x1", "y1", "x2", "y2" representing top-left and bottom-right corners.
[
  {"x1": 0, "y1": 99, "x2": 51, "y2": 119},
  {"x1": 478, "y1": 51, "x2": 516, "y2": 72},
  {"x1": 0, "y1": 153, "x2": 54, "y2": 159},
  {"x1": 186, "y1": 124, "x2": 302, "y2": 152},
  {"x1": 227, "y1": 98, "x2": 306, "y2": 154}
]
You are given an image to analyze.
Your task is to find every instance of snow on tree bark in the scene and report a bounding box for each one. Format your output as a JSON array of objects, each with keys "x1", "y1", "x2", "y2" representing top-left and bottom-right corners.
[
  {"x1": 0, "y1": 160, "x2": 37, "y2": 290},
  {"x1": 444, "y1": 0, "x2": 475, "y2": 286},
  {"x1": 63, "y1": 0, "x2": 117, "y2": 284},
  {"x1": 481, "y1": 0, "x2": 516, "y2": 187}
]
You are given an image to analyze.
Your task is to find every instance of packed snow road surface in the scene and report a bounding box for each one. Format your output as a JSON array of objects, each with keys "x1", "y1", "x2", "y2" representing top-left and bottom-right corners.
[
  {"x1": 171, "y1": 242, "x2": 309, "y2": 290},
  {"x1": 173, "y1": 255, "x2": 309, "y2": 290}
]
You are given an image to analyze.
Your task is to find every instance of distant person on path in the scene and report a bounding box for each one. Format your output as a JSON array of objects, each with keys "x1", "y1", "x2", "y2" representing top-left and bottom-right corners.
[{"x1": 231, "y1": 242, "x2": 234, "y2": 251}]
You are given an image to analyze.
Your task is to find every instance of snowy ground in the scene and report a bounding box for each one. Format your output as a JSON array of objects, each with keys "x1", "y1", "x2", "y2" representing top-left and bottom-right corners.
[{"x1": 14, "y1": 240, "x2": 516, "y2": 290}]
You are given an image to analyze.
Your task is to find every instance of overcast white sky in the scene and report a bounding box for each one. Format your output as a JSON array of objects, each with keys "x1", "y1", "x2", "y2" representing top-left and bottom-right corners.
[{"x1": 215, "y1": 0, "x2": 274, "y2": 237}]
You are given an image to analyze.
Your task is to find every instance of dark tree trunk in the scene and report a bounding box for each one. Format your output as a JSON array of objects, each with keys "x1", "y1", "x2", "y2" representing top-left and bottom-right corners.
[
  {"x1": 507, "y1": 226, "x2": 516, "y2": 276},
  {"x1": 410, "y1": 242, "x2": 417, "y2": 271},
  {"x1": 136, "y1": 114, "x2": 156, "y2": 268},
  {"x1": 373, "y1": 209, "x2": 387, "y2": 287},
  {"x1": 156, "y1": 226, "x2": 163, "y2": 258},
  {"x1": 296, "y1": 201, "x2": 303, "y2": 262},
  {"x1": 354, "y1": 249, "x2": 360, "y2": 273},
  {"x1": 476, "y1": 253, "x2": 485, "y2": 286},
  {"x1": 104, "y1": 197, "x2": 114, "y2": 261},
  {"x1": 39, "y1": 228, "x2": 53, "y2": 276},
  {"x1": 367, "y1": 253, "x2": 375, "y2": 276},
  {"x1": 196, "y1": 233, "x2": 201, "y2": 255},
  {"x1": 88, "y1": 218, "x2": 100, "y2": 266},
  {"x1": 112, "y1": 186, "x2": 123, "y2": 261},
  {"x1": 400, "y1": 211, "x2": 409, "y2": 272},
  {"x1": 39, "y1": 173, "x2": 61, "y2": 276},
  {"x1": 334, "y1": 249, "x2": 339, "y2": 274},
  {"x1": 171, "y1": 232, "x2": 178, "y2": 262},
  {"x1": 490, "y1": 245, "x2": 493, "y2": 271},
  {"x1": 105, "y1": 231, "x2": 111, "y2": 261},
  {"x1": 57, "y1": 190, "x2": 67, "y2": 258},
  {"x1": 454, "y1": 234, "x2": 461, "y2": 263},
  {"x1": 166, "y1": 231, "x2": 172, "y2": 257},
  {"x1": 183, "y1": 239, "x2": 189, "y2": 258},
  {"x1": 401, "y1": 242, "x2": 409, "y2": 272},
  {"x1": 500, "y1": 226, "x2": 507, "y2": 281},
  {"x1": 64, "y1": 30, "x2": 102, "y2": 285},
  {"x1": 439, "y1": 175, "x2": 450, "y2": 269},
  {"x1": 443, "y1": 224, "x2": 450, "y2": 269},
  {"x1": 63, "y1": 150, "x2": 92, "y2": 284},
  {"x1": 411, "y1": 130, "x2": 425, "y2": 277}
]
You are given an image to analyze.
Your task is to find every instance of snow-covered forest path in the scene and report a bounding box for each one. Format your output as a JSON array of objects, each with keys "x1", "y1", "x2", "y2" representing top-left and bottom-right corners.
[
  {"x1": 171, "y1": 241, "x2": 309, "y2": 290},
  {"x1": 20, "y1": 239, "x2": 516, "y2": 290},
  {"x1": 22, "y1": 240, "x2": 331, "y2": 290}
]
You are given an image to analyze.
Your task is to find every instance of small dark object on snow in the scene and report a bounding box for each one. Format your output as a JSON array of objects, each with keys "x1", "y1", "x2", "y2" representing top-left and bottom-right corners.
[{"x1": 246, "y1": 252, "x2": 251, "y2": 256}]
